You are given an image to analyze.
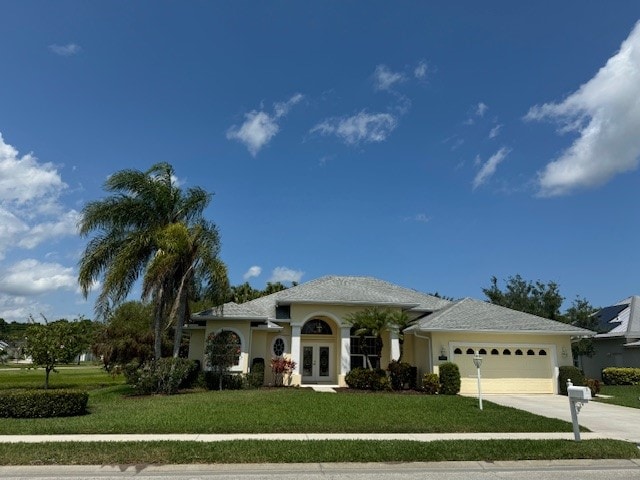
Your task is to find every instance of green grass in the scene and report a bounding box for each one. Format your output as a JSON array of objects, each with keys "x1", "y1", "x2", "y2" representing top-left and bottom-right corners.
[
  {"x1": 0, "y1": 365, "x2": 122, "y2": 390},
  {"x1": 0, "y1": 386, "x2": 578, "y2": 435},
  {"x1": 596, "y1": 384, "x2": 640, "y2": 409},
  {"x1": 0, "y1": 439, "x2": 636, "y2": 465}
]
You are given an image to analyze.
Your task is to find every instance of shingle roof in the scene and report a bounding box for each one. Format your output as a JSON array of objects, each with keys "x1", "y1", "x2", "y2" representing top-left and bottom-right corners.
[
  {"x1": 273, "y1": 276, "x2": 452, "y2": 310},
  {"x1": 406, "y1": 297, "x2": 594, "y2": 335},
  {"x1": 193, "y1": 275, "x2": 451, "y2": 320}
]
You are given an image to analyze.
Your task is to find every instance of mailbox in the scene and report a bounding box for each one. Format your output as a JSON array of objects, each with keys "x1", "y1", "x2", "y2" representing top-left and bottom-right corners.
[{"x1": 567, "y1": 385, "x2": 592, "y2": 402}]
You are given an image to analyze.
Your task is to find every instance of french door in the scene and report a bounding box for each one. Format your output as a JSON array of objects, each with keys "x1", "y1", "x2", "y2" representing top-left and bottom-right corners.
[{"x1": 301, "y1": 343, "x2": 332, "y2": 383}]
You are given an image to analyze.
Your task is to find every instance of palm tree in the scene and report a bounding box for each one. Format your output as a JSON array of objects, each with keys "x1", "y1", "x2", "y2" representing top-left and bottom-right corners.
[
  {"x1": 143, "y1": 220, "x2": 228, "y2": 357},
  {"x1": 78, "y1": 162, "x2": 221, "y2": 360},
  {"x1": 345, "y1": 307, "x2": 415, "y2": 368}
]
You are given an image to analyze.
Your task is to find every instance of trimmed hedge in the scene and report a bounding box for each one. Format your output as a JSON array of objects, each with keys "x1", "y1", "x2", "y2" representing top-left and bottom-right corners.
[
  {"x1": 558, "y1": 365, "x2": 585, "y2": 395},
  {"x1": 422, "y1": 373, "x2": 440, "y2": 394},
  {"x1": 602, "y1": 367, "x2": 640, "y2": 385},
  {"x1": 0, "y1": 389, "x2": 88, "y2": 418},
  {"x1": 438, "y1": 362, "x2": 461, "y2": 395},
  {"x1": 345, "y1": 367, "x2": 391, "y2": 391}
]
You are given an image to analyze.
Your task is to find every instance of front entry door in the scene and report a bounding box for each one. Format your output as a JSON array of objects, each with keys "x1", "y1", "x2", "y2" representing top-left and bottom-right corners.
[{"x1": 301, "y1": 344, "x2": 332, "y2": 383}]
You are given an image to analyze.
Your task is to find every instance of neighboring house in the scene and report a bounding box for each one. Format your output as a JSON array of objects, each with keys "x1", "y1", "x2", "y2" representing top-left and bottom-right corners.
[
  {"x1": 579, "y1": 296, "x2": 640, "y2": 380},
  {"x1": 186, "y1": 276, "x2": 592, "y2": 394}
]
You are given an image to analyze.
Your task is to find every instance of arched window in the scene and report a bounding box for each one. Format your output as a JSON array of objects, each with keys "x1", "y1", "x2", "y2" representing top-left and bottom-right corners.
[
  {"x1": 538, "y1": 349, "x2": 547, "y2": 356},
  {"x1": 503, "y1": 349, "x2": 511, "y2": 355},
  {"x1": 466, "y1": 348, "x2": 475, "y2": 355},
  {"x1": 479, "y1": 348, "x2": 487, "y2": 355},
  {"x1": 491, "y1": 349, "x2": 499, "y2": 355},
  {"x1": 302, "y1": 319, "x2": 332, "y2": 335},
  {"x1": 454, "y1": 348, "x2": 462, "y2": 355},
  {"x1": 272, "y1": 337, "x2": 286, "y2": 357},
  {"x1": 527, "y1": 349, "x2": 535, "y2": 356},
  {"x1": 515, "y1": 349, "x2": 523, "y2": 356}
]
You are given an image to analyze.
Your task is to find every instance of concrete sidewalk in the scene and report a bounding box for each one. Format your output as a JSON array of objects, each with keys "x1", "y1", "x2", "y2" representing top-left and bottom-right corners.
[{"x1": 0, "y1": 432, "x2": 610, "y2": 443}]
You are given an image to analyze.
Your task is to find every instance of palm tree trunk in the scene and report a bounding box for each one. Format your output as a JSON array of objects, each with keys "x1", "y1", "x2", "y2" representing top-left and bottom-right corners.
[
  {"x1": 170, "y1": 265, "x2": 194, "y2": 358},
  {"x1": 153, "y1": 288, "x2": 165, "y2": 361}
]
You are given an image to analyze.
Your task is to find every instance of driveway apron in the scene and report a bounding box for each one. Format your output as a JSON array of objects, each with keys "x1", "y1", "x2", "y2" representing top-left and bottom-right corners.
[{"x1": 483, "y1": 394, "x2": 640, "y2": 444}]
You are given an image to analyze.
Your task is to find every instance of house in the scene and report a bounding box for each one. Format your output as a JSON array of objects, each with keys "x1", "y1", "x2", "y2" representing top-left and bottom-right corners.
[
  {"x1": 186, "y1": 275, "x2": 593, "y2": 394},
  {"x1": 579, "y1": 296, "x2": 640, "y2": 380}
]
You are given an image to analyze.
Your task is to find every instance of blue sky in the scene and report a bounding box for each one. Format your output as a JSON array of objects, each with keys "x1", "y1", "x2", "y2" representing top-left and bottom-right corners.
[{"x1": 2, "y1": 2, "x2": 640, "y2": 322}]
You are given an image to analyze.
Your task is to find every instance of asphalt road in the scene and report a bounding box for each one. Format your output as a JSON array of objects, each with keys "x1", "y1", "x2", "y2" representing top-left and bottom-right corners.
[{"x1": 2, "y1": 461, "x2": 640, "y2": 479}]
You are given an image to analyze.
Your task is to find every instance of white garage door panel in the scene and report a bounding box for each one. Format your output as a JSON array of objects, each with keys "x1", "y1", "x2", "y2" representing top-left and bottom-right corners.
[{"x1": 453, "y1": 349, "x2": 553, "y2": 394}]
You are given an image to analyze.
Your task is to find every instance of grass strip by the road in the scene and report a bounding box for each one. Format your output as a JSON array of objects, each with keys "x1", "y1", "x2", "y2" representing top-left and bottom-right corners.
[{"x1": 0, "y1": 440, "x2": 637, "y2": 465}]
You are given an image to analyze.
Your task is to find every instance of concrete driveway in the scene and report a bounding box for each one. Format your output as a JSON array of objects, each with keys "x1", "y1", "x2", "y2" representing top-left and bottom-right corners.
[{"x1": 484, "y1": 395, "x2": 640, "y2": 444}]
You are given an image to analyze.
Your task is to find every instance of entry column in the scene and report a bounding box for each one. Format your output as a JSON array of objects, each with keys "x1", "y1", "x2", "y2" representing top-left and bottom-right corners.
[{"x1": 290, "y1": 325, "x2": 301, "y2": 378}]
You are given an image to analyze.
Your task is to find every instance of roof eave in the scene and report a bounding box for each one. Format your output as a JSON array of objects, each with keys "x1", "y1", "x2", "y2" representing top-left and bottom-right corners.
[{"x1": 409, "y1": 327, "x2": 595, "y2": 336}]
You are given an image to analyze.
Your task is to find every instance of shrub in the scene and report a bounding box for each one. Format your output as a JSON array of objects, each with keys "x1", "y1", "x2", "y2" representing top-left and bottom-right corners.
[
  {"x1": 586, "y1": 378, "x2": 601, "y2": 396},
  {"x1": 125, "y1": 358, "x2": 199, "y2": 395},
  {"x1": 387, "y1": 361, "x2": 414, "y2": 390},
  {"x1": 202, "y1": 372, "x2": 244, "y2": 390},
  {"x1": 602, "y1": 367, "x2": 640, "y2": 385},
  {"x1": 270, "y1": 357, "x2": 296, "y2": 387},
  {"x1": 345, "y1": 368, "x2": 390, "y2": 391},
  {"x1": 0, "y1": 389, "x2": 88, "y2": 418},
  {"x1": 245, "y1": 362, "x2": 265, "y2": 389},
  {"x1": 422, "y1": 373, "x2": 440, "y2": 394},
  {"x1": 558, "y1": 365, "x2": 586, "y2": 395},
  {"x1": 438, "y1": 362, "x2": 460, "y2": 395}
]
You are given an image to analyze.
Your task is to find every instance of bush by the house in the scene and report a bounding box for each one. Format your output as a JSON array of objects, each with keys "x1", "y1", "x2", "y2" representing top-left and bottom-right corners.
[
  {"x1": 422, "y1": 373, "x2": 440, "y2": 394},
  {"x1": 438, "y1": 362, "x2": 461, "y2": 395},
  {"x1": 203, "y1": 371, "x2": 244, "y2": 390},
  {"x1": 125, "y1": 358, "x2": 199, "y2": 395},
  {"x1": 602, "y1": 367, "x2": 640, "y2": 385},
  {"x1": 245, "y1": 362, "x2": 265, "y2": 388},
  {"x1": 345, "y1": 367, "x2": 391, "y2": 391},
  {"x1": 558, "y1": 365, "x2": 586, "y2": 395},
  {"x1": 586, "y1": 378, "x2": 601, "y2": 396},
  {"x1": 387, "y1": 361, "x2": 414, "y2": 390},
  {"x1": 0, "y1": 389, "x2": 88, "y2": 418},
  {"x1": 270, "y1": 357, "x2": 296, "y2": 387}
]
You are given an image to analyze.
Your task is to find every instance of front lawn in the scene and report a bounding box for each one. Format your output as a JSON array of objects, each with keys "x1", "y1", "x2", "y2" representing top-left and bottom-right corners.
[
  {"x1": 595, "y1": 384, "x2": 640, "y2": 409},
  {"x1": 0, "y1": 366, "x2": 578, "y2": 435}
]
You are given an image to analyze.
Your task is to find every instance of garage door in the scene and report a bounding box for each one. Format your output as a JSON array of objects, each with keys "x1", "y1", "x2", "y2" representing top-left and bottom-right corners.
[{"x1": 452, "y1": 345, "x2": 554, "y2": 394}]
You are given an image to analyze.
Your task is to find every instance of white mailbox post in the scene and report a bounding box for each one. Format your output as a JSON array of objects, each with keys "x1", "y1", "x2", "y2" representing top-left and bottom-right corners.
[
  {"x1": 472, "y1": 353, "x2": 483, "y2": 411},
  {"x1": 566, "y1": 379, "x2": 591, "y2": 442}
]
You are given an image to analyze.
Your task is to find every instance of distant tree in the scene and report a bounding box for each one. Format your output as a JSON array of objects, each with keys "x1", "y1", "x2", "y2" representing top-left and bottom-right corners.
[
  {"x1": 428, "y1": 292, "x2": 455, "y2": 301},
  {"x1": 24, "y1": 320, "x2": 80, "y2": 389},
  {"x1": 563, "y1": 296, "x2": 599, "y2": 358},
  {"x1": 228, "y1": 282, "x2": 262, "y2": 303},
  {"x1": 482, "y1": 274, "x2": 564, "y2": 320},
  {"x1": 92, "y1": 301, "x2": 166, "y2": 373}
]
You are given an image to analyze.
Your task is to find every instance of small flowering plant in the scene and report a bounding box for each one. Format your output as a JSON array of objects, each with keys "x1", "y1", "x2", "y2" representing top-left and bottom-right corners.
[{"x1": 270, "y1": 356, "x2": 296, "y2": 387}]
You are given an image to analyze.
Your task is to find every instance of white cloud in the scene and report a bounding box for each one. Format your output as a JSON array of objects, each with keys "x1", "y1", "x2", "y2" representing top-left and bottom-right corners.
[
  {"x1": 472, "y1": 147, "x2": 511, "y2": 190},
  {"x1": 0, "y1": 133, "x2": 76, "y2": 259},
  {"x1": 404, "y1": 213, "x2": 430, "y2": 223},
  {"x1": 0, "y1": 259, "x2": 76, "y2": 296},
  {"x1": 0, "y1": 133, "x2": 66, "y2": 204},
  {"x1": 476, "y1": 102, "x2": 488, "y2": 117},
  {"x1": 489, "y1": 124, "x2": 502, "y2": 139},
  {"x1": 243, "y1": 265, "x2": 262, "y2": 280},
  {"x1": 526, "y1": 21, "x2": 640, "y2": 196},
  {"x1": 227, "y1": 94, "x2": 303, "y2": 156},
  {"x1": 414, "y1": 61, "x2": 428, "y2": 79},
  {"x1": 373, "y1": 65, "x2": 406, "y2": 91},
  {"x1": 269, "y1": 267, "x2": 304, "y2": 284},
  {"x1": 311, "y1": 111, "x2": 397, "y2": 145},
  {"x1": 274, "y1": 93, "x2": 304, "y2": 118},
  {"x1": 18, "y1": 210, "x2": 80, "y2": 249},
  {"x1": 48, "y1": 43, "x2": 81, "y2": 56}
]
